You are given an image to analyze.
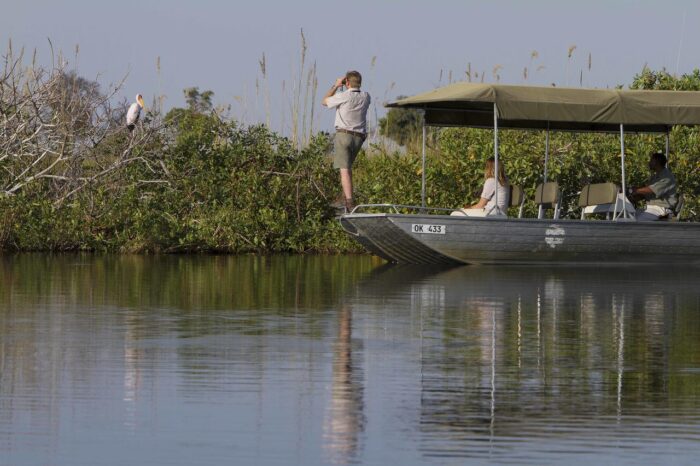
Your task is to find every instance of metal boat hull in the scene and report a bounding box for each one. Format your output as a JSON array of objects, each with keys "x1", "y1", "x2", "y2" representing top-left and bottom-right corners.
[{"x1": 340, "y1": 213, "x2": 700, "y2": 265}]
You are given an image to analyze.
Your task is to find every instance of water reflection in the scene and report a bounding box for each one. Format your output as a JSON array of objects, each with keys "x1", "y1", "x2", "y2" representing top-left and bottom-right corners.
[
  {"x1": 323, "y1": 304, "x2": 365, "y2": 464},
  {"x1": 123, "y1": 309, "x2": 141, "y2": 428},
  {"x1": 1, "y1": 255, "x2": 700, "y2": 465},
  {"x1": 385, "y1": 265, "x2": 700, "y2": 462}
]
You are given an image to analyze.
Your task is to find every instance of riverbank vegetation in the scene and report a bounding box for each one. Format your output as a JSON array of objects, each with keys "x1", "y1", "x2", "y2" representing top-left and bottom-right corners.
[{"x1": 2, "y1": 44, "x2": 699, "y2": 253}]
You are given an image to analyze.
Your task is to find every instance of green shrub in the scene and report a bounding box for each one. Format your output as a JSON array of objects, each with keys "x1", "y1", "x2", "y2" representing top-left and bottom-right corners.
[{"x1": 2, "y1": 70, "x2": 700, "y2": 253}]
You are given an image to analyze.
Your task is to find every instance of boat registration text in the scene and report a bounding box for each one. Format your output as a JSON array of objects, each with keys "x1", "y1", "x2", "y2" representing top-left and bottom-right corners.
[{"x1": 411, "y1": 224, "x2": 446, "y2": 235}]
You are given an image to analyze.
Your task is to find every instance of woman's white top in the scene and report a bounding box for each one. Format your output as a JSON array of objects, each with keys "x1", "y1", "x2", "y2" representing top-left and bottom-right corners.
[{"x1": 481, "y1": 177, "x2": 509, "y2": 214}]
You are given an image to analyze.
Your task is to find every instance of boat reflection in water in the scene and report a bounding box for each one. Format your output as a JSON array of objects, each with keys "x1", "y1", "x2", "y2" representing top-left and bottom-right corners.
[{"x1": 358, "y1": 264, "x2": 700, "y2": 462}]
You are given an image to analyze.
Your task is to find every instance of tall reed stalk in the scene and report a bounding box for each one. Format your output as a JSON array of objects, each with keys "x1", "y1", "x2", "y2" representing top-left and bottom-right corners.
[
  {"x1": 566, "y1": 44, "x2": 576, "y2": 86},
  {"x1": 291, "y1": 29, "x2": 307, "y2": 150},
  {"x1": 259, "y1": 53, "x2": 271, "y2": 128}
]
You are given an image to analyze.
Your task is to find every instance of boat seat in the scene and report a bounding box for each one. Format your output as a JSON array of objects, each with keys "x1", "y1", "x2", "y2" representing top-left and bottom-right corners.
[
  {"x1": 578, "y1": 182, "x2": 627, "y2": 219},
  {"x1": 578, "y1": 183, "x2": 620, "y2": 220},
  {"x1": 509, "y1": 184, "x2": 525, "y2": 218},
  {"x1": 535, "y1": 181, "x2": 561, "y2": 219},
  {"x1": 674, "y1": 193, "x2": 685, "y2": 221}
]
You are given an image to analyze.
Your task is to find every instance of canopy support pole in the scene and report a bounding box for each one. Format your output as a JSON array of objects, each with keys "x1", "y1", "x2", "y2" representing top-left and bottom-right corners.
[
  {"x1": 539, "y1": 122, "x2": 551, "y2": 219},
  {"x1": 421, "y1": 113, "x2": 427, "y2": 209},
  {"x1": 493, "y1": 103, "x2": 501, "y2": 214},
  {"x1": 665, "y1": 127, "x2": 670, "y2": 161},
  {"x1": 619, "y1": 124, "x2": 629, "y2": 220}
]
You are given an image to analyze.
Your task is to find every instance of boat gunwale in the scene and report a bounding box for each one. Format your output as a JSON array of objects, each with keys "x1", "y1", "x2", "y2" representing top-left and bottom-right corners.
[{"x1": 342, "y1": 211, "x2": 700, "y2": 228}]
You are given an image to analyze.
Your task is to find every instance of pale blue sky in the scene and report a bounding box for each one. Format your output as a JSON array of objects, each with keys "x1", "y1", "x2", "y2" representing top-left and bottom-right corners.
[{"x1": 2, "y1": 0, "x2": 699, "y2": 133}]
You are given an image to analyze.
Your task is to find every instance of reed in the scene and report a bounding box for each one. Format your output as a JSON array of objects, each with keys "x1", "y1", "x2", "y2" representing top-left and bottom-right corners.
[
  {"x1": 307, "y1": 61, "x2": 318, "y2": 146},
  {"x1": 281, "y1": 79, "x2": 286, "y2": 137},
  {"x1": 258, "y1": 53, "x2": 271, "y2": 128},
  {"x1": 366, "y1": 55, "x2": 378, "y2": 148},
  {"x1": 566, "y1": 44, "x2": 577, "y2": 86},
  {"x1": 492, "y1": 65, "x2": 503, "y2": 83},
  {"x1": 525, "y1": 50, "x2": 539, "y2": 82},
  {"x1": 260, "y1": 29, "x2": 321, "y2": 149},
  {"x1": 290, "y1": 29, "x2": 307, "y2": 149},
  {"x1": 156, "y1": 56, "x2": 165, "y2": 113}
]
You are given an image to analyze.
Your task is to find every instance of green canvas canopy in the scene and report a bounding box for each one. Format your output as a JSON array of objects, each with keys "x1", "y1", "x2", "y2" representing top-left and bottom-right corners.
[{"x1": 386, "y1": 83, "x2": 700, "y2": 132}]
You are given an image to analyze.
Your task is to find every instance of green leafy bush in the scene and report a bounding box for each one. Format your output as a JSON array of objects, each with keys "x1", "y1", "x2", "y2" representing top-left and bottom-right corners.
[{"x1": 2, "y1": 70, "x2": 700, "y2": 254}]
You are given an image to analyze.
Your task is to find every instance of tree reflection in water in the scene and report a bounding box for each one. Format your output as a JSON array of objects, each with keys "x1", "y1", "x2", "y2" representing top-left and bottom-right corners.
[{"x1": 2, "y1": 256, "x2": 700, "y2": 464}]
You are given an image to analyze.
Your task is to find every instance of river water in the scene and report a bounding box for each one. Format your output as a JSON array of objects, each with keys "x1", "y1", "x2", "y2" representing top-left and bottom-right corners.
[{"x1": 1, "y1": 254, "x2": 699, "y2": 465}]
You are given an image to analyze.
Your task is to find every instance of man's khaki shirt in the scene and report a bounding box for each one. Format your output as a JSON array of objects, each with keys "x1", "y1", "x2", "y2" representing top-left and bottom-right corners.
[{"x1": 648, "y1": 166, "x2": 678, "y2": 209}]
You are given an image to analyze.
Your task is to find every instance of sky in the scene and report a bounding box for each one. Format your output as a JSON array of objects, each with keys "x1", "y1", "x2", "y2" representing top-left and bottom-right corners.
[{"x1": 2, "y1": 0, "x2": 700, "y2": 134}]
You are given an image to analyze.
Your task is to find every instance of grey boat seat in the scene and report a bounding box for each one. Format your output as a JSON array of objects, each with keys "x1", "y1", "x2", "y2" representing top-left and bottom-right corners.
[
  {"x1": 578, "y1": 182, "x2": 620, "y2": 219},
  {"x1": 578, "y1": 182, "x2": 636, "y2": 220},
  {"x1": 535, "y1": 181, "x2": 561, "y2": 219},
  {"x1": 509, "y1": 184, "x2": 525, "y2": 218}
]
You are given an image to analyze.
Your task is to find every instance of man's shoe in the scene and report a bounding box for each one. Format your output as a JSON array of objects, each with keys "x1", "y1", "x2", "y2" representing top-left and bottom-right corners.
[
  {"x1": 344, "y1": 197, "x2": 355, "y2": 213},
  {"x1": 330, "y1": 194, "x2": 345, "y2": 209}
]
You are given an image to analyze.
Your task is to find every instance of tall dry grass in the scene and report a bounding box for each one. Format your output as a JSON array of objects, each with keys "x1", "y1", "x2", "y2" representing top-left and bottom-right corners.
[{"x1": 236, "y1": 37, "x2": 600, "y2": 151}]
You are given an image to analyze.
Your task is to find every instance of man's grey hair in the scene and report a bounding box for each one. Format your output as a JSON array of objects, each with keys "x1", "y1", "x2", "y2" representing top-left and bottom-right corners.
[{"x1": 345, "y1": 71, "x2": 362, "y2": 87}]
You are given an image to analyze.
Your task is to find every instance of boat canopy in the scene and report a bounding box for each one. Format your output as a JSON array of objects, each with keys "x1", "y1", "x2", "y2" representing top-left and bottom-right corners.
[{"x1": 386, "y1": 83, "x2": 700, "y2": 132}]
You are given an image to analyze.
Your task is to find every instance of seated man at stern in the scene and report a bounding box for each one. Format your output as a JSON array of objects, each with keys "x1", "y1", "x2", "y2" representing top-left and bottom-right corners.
[{"x1": 630, "y1": 152, "x2": 678, "y2": 221}]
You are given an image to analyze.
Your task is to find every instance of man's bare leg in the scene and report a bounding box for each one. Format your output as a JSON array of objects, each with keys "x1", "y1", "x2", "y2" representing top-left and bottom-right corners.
[
  {"x1": 340, "y1": 168, "x2": 353, "y2": 199},
  {"x1": 340, "y1": 168, "x2": 354, "y2": 210}
]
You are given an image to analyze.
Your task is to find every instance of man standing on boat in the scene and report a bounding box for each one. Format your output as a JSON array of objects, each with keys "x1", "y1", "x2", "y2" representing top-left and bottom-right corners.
[
  {"x1": 630, "y1": 152, "x2": 678, "y2": 220},
  {"x1": 323, "y1": 70, "x2": 371, "y2": 212}
]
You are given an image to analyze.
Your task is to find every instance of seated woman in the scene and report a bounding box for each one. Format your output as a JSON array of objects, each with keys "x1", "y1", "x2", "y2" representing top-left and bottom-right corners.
[{"x1": 451, "y1": 157, "x2": 509, "y2": 217}]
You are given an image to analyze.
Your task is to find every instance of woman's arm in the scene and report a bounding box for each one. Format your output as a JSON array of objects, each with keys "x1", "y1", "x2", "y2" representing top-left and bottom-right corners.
[
  {"x1": 464, "y1": 179, "x2": 493, "y2": 209},
  {"x1": 464, "y1": 197, "x2": 489, "y2": 209}
]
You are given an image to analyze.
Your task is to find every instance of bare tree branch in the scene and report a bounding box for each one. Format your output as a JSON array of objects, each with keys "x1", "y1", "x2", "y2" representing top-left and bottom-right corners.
[{"x1": 1, "y1": 41, "x2": 160, "y2": 202}]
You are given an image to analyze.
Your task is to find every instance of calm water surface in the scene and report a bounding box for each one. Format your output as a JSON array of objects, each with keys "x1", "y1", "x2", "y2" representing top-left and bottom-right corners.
[{"x1": 1, "y1": 254, "x2": 700, "y2": 465}]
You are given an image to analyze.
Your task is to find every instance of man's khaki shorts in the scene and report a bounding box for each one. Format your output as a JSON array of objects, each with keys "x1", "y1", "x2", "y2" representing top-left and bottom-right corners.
[{"x1": 333, "y1": 132, "x2": 365, "y2": 169}]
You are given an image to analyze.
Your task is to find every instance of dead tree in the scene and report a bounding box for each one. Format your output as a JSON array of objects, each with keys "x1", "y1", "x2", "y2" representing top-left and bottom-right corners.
[{"x1": 0, "y1": 41, "x2": 162, "y2": 204}]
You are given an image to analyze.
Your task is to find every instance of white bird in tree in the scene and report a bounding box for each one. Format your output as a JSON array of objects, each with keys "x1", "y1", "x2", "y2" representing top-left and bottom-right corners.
[{"x1": 126, "y1": 94, "x2": 145, "y2": 132}]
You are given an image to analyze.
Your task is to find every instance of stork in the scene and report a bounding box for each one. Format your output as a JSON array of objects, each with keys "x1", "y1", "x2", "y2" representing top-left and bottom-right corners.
[{"x1": 126, "y1": 94, "x2": 145, "y2": 132}]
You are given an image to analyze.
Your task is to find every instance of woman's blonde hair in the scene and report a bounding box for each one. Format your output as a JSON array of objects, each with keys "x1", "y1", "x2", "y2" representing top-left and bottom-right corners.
[{"x1": 484, "y1": 157, "x2": 508, "y2": 186}]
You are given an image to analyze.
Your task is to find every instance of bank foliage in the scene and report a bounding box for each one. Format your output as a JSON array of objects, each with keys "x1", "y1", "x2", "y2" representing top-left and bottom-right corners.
[{"x1": 2, "y1": 64, "x2": 700, "y2": 253}]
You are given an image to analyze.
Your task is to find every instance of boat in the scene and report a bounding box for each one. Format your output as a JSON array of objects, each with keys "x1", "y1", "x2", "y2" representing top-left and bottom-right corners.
[{"x1": 339, "y1": 83, "x2": 700, "y2": 265}]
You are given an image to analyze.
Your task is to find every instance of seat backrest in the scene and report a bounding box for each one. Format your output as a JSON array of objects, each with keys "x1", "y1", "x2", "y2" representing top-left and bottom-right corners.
[
  {"x1": 535, "y1": 181, "x2": 560, "y2": 207},
  {"x1": 674, "y1": 193, "x2": 685, "y2": 220},
  {"x1": 578, "y1": 182, "x2": 619, "y2": 207},
  {"x1": 509, "y1": 184, "x2": 524, "y2": 207}
]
